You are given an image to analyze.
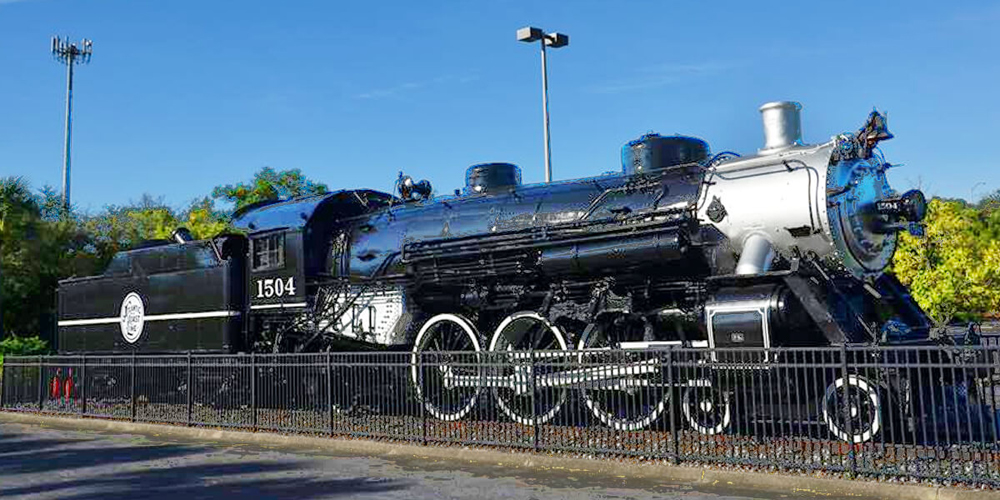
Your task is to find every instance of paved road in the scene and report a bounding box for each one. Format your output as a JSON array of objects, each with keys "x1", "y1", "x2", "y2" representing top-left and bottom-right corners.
[{"x1": 0, "y1": 422, "x2": 851, "y2": 500}]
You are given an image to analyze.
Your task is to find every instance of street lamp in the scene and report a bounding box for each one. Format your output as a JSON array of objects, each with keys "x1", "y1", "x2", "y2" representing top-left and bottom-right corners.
[
  {"x1": 517, "y1": 26, "x2": 568, "y2": 184},
  {"x1": 51, "y1": 36, "x2": 93, "y2": 213},
  {"x1": 971, "y1": 181, "x2": 986, "y2": 204}
]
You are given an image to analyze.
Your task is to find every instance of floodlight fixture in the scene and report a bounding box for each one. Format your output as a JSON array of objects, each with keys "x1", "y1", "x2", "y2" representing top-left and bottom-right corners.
[
  {"x1": 51, "y1": 36, "x2": 93, "y2": 212},
  {"x1": 516, "y1": 27, "x2": 569, "y2": 183}
]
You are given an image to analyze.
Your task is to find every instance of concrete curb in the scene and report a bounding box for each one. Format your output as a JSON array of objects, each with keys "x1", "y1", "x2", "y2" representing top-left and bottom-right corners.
[{"x1": 0, "y1": 411, "x2": 993, "y2": 500}]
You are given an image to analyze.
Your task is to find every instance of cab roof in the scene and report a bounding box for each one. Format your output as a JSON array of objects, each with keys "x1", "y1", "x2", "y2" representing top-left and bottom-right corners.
[{"x1": 230, "y1": 189, "x2": 396, "y2": 233}]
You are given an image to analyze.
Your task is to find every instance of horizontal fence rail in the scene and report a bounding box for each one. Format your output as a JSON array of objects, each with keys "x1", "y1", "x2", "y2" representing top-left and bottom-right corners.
[{"x1": 2, "y1": 345, "x2": 999, "y2": 486}]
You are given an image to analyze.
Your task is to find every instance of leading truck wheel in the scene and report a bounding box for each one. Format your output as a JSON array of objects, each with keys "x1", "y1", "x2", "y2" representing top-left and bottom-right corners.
[
  {"x1": 682, "y1": 386, "x2": 732, "y2": 435},
  {"x1": 409, "y1": 314, "x2": 483, "y2": 421},
  {"x1": 822, "y1": 375, "x2": 881, "y2": 444},
  {"x1": 489, "y1": 312, "x2": 570, "y2": 426}
]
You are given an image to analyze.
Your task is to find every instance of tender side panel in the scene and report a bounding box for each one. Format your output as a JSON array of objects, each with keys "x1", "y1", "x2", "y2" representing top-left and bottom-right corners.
[{"x1": 58, "y1": 262, "x2": 242, "y2": 354}]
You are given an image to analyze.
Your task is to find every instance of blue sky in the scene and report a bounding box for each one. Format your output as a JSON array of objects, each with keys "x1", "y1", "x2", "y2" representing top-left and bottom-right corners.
[{"x1": 1, "y1": 0, "x2": 998, "y2": 213}]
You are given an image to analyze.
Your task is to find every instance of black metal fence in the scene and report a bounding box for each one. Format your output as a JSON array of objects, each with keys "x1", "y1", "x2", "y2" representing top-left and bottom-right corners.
[{"x1": 2, "y1": 345, "x2": 999, "y2": 486}]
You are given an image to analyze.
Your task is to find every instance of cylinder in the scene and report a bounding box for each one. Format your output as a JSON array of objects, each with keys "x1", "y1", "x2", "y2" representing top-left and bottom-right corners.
[{"x1": 759, "y1": 101, "x2": 803, "y2": 152}]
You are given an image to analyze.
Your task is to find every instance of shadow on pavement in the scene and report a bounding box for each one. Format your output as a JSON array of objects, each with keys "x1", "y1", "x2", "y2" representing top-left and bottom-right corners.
[
  {"x1": 1, "y1": 462, "x2": 409, "y2": 500},
  {"x1": 0, "y1": 427, "x2": 411, "y2": 499}
]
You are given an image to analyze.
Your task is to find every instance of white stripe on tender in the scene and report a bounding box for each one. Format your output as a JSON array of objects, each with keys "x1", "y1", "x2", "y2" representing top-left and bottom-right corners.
[
  {"x1": 249, "y1": 302, "x2": 308, "y2": 310},
  {"x1": 57, "y1": 317, "x2": 121, "y2": 326},
  {"x1": 58, "y1": 310, "x2": 241, "y2": 327},
  {"x1": 145, "y1": 311, "x2": 241, "y2": 321}
]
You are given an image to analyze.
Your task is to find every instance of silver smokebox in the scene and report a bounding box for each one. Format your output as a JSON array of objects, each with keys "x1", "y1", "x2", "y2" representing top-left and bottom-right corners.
[{"x1": 759, "y1": 101, "x2": 803, "y2": 153}]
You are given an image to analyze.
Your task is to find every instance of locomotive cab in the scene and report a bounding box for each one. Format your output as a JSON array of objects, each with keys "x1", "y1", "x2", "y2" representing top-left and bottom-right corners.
[{"x1": 231, "y1": 189, "x2": 397, "y2": 351}]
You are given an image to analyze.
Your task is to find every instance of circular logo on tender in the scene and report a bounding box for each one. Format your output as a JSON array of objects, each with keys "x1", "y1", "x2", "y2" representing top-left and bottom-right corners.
[{"x1": 119, "y1": 292, "x2": 145, "y2": 344}]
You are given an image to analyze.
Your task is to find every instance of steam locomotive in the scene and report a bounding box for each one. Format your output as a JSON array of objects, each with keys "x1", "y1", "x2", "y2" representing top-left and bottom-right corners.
[{"x1": 57, "y1": 101, "x2": 935, "y2": 440}]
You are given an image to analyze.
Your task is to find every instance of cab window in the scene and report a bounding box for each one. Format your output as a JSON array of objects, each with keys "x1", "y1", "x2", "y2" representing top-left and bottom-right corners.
[{"x1": 252, "y1": 233, "x2": 285, "y2": 271}]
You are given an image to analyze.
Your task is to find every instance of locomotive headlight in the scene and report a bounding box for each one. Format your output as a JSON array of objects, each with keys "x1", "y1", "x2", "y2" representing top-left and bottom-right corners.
[{"x1": 875, "y1": 189, "x2": 927, "y2": 224}]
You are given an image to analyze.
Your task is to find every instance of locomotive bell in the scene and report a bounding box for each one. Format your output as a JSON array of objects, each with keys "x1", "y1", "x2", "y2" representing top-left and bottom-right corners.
[{"x1": 621, "y1": 134, "x2": 709, "y2": 175}]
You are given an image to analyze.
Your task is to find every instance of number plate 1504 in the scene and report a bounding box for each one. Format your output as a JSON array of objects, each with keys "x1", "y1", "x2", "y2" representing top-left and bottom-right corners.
[{"x1": 255, "y1": 277, "x2": 297, "y2": 299}]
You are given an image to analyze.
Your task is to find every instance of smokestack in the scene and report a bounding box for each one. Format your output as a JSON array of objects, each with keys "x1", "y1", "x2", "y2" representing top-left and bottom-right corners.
[{"x1": 759, "y1": 101, "x2": 803, "y2": 153}]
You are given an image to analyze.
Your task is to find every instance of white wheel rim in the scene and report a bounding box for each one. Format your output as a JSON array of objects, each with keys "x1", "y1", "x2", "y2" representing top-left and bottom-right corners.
[
  {"x1": 682, "y1": 387, "x2": 731, "y2": 435},
  {"x1": 822, "y1": 374, "x2": 881, "y2": 444},
  {"x1": 409, "y1": 313, "x2": 482, "y2": 422},
  {"x1": 489, "y1": 312, "x2": 568, "y2": 426},
  {"x1": 576, "y1": 326, "x2": 669, "y2": 431}
]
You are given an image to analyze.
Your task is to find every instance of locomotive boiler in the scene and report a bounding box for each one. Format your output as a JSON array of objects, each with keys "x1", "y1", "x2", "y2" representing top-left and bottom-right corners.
[{"x1": 57, "y1": 101, "x2": 933, "y2": 440}]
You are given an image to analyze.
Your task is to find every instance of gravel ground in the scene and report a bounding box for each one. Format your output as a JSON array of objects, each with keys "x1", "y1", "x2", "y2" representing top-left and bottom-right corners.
[{"x1": 0, "y1": 421, "x2": 875, "y2": 500}]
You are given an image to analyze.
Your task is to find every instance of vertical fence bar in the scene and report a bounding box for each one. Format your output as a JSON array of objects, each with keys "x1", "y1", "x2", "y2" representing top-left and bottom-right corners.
[
  {"x1": 81, "y1": 354, "x2": 87, "y2": 416},
  {"x1": 1, "y1": 354, "x2": 6, "y2": 410},
  {"x1": 186, "y1": 352, "x2": 193, "y2": 426},
  {"x1": 531, "y1": 349, "x2": 539, "y2": 452},
  {"x1": 250, "y1": 353, "x2": 257, "y2": 432},
  {"x1": 130, "y1": 352, "x2": 136, "y2": 422},
  {"x1": 327, "y1": 352, "x2": 333, "y2": 437},
  {"x1": 37, "y1": 355, "x2": 44, "y2": 412},
  {"x1": 839, "y1": 344, "x2": 856, "y2": 475},
  {"x1": 666, "y1": 347, "x2": 679, "y2": 465},
  {"x1": 419, "y1": 351, "x2": 427, "y2": 445}
]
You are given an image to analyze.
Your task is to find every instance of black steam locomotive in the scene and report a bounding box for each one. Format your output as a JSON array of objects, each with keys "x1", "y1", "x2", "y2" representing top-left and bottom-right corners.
[{"x1": 57, "y1": 101, "x2": 937, "y2": 440}]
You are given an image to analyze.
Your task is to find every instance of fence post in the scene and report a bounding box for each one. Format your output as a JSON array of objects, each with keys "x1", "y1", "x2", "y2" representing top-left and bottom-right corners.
[
  {"x1": 250, "y1": 353, "x2": 257, "y2": 432},
  {"x1": 81, "y1": 354, "x2": 87, "y2": 416},
  {"x1": 1, "y1": 354, "x2": 6, "y2": 410},
  {"x1": 420, "y1": 352, "x2": 427, "y2": 445},
  {"x1": 839, "y1": 343, "x2": 857, "y2": 475},
  {"x1": 531, "y1": 349, "x2": 539, "y2": 452},
  {"x1": 186, "y1": 352, "x2": 193, "y2": 426},
  {"x1": 327, "y1": 352, "x2": 333, "y2": 437},
  {"x1": 130, "y1": 351, "x2": 136, "y2": 422},
  {"x1": 666, "y1": 347, "x2": 680, "y2": 465},
  {"x1": 37, "y1": 355, "x2": 44, "y2": 412}
]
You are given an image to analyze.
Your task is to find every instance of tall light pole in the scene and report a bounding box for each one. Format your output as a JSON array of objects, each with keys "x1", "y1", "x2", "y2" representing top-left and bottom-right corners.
[
  {"x1": 51, "y1": 37, "x2": 93, "y2": 213},
  {"x1": 517, "y1": 27, "x2": 568, "y2": 183}
]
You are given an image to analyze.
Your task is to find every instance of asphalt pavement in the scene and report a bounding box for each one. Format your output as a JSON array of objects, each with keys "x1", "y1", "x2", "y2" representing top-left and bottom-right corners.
[{"x1": 0, "y1": 421, "x2": 867, "y2": 500}]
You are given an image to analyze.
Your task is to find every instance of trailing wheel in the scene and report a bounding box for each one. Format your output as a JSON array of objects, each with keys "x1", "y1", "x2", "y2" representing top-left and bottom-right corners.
[
  {"x1": 489, "y1": 312, "x2": 569, "y2": 426},
  {"x1": 409, "y1": 314, "x2": 483, "y2": 421},
  {"x1": 578, "y1": 315, "x2": 671, "y2": 431},
  {"x1": 681, "y1": 386, "x2": 731, "y2": 435},
  {"x1": 822, "y1": 374, "x2": 881, "y2": 443}
]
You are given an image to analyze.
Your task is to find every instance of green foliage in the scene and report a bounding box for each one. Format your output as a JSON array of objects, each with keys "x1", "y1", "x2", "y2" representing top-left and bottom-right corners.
[
  {"x1": 212, "y1": 167, "x2": 328, "y2": 211},
  {"x1": 80, "y1": 195, "x2": 232, "y2": 269},
  {"x1": 0, "y1": 335, "x2": 48, "y2": 355},
  {"x1": 0, "y1": 177, "x2": 78, "y2": 336},
  {"x1": 978, "y1": 189, "x2": 1000, "y2": 214},
  {"x1": 892, "y1": 198, "x2": 1000, "y2": 326}
]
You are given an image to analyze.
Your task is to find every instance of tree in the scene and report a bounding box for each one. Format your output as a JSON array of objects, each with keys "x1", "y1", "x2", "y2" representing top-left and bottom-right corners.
[
  {"x1": 0, "y1": 177, "x2": 77, "y2": 338},
  {"x1": 211, "y1": 167, "x2": 328, "y2": 211},
  {"x1": 79, "y1": 195, "x2": 230, "y2": 270},
  {"x1": 892, "y1": 198, "x2": 1000, "y2": 326}
]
